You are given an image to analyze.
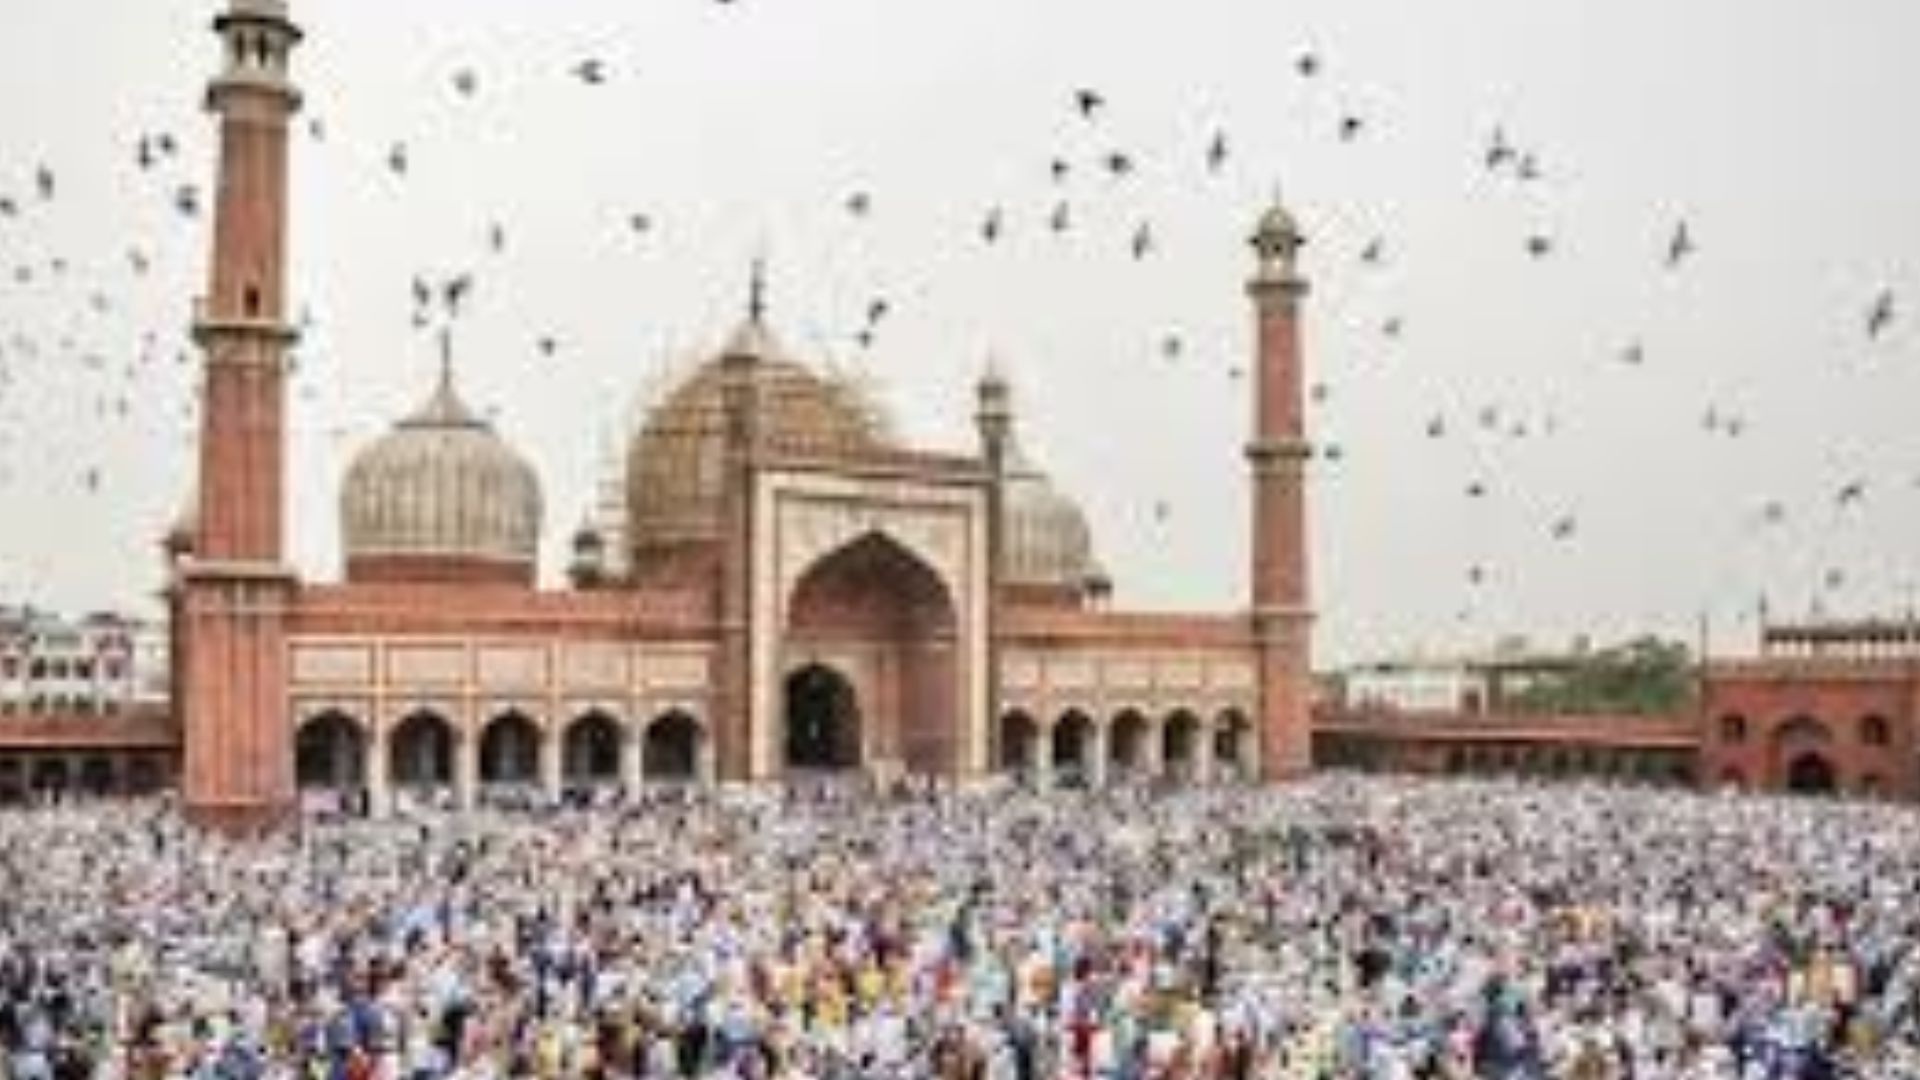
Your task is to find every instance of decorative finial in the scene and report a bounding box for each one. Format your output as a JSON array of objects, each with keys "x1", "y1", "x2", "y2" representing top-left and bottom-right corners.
[
  {"x1": 436, "y1": 323, "x2": 455, "y2": 393},
  {"x1": 748, "y1": 254, "x2": 768, "y2": 325}
]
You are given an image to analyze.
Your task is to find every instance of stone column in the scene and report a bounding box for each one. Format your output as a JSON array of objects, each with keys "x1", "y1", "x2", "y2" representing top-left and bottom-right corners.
[
  {"x1": 364, "y1": 729, "x2": 390, "y2": 818},
  {"x1": 1195, "y1": 721, "x2": 1217, "y2": 785},
  {"x1": 1143, "y1": 718, "x2": 1166, "y2": 778},
  {"x1": 621, "y1": 716, "x2": 645, "y2": 795},
  {"x1": 1089, "y1": 720, "x2": 1111, "y2": 789},
  {"x1": 454, "y1": 729, "x2": 479, "y2": 812},
  {"x1": 1035, "y1": 716, "x2": 1056, "y2": 789},
  {"x1": 538, "y1": 723, "x2": 563, "y2": 802}
]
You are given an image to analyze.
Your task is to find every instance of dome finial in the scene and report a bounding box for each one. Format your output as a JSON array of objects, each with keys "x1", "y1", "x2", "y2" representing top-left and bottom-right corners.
[
  {"x1": 748, "y1": 252, "x2": 768, "y2": 325},
  {"x1": 436, "y1": 323, "x2": 455, "y2": 395}
]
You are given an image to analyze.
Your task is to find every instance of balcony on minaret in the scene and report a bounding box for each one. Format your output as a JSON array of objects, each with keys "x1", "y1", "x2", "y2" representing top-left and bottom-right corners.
[{"x1": 191, "y1": 296, "x2": 297, "y2": 351}]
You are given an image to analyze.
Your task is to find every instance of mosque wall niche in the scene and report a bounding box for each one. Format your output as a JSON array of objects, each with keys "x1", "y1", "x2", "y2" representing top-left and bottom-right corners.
[
  {"x1": 289, "y1": 643, "x2": 374, "y2": 687},
  {"x1": 475, "y1": 645, "x2": 547, "y2": 690},
  {"x1": 386, "y1": 644, "x2": 466, "y2": 687}
]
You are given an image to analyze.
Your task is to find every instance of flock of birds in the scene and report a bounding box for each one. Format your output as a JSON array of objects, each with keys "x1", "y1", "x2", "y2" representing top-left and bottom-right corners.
[{"x1": 0, "y1": 7, "x2": 1910, "y2": 646}]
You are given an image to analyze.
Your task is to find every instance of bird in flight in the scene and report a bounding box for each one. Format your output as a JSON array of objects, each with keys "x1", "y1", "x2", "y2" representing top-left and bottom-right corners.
[
  {"x1": 386, "y1": 142, "x2": 409, "y2": 177},
  {"x1": 1103, "y1": 151, "x2": 1135, "y2": 179},
  {"x1": 1206, "y1": 131, "x2": 1229, "y2": 174},
  {"x1": 572, "y1": 59, "x2": 609, "y2": 85},
  {"x1": 1866, "y1": 289, "x2": 1896, "y2": 340},
  {"x1": 981, "y1": 207, "x2": 1004, "y2": 245},
  {"x1": 1130, "y1": 222, "x2": 1155, "y2": 260},
  {"x1": 452, "y1": 68, "x2": 479, "y2": 97},
  {"x1": 1484, "y1": 128, "x2": 1515, "y2": 171},
  {"x1": 1074, "y1": 88, "x2": 1105, "y2": 120},
  {"x1": 844, "y1": 191, "x2": 872, "y2": 218},
  {"x1": 1525, "y1": 234, "x2": 1553, "y2": 259},
  {"x1": 1295, "y1": 51, "x2": 1321, "y2": 78},
  {"x1": 1665, "y1": 220, "x2": 1695, "y2": 268}
]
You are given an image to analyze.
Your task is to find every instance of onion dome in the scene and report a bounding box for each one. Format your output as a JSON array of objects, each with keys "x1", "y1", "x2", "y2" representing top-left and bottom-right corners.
[
  {"x1": 626, "y1": 316, "x2": 891, "y2": 553},
  {"x1": 340, "y1": 360, "x2": 543, "y2": 585},
  {"x1": 1002, "y1": 436, "x2": 1103, "y2": 593}
]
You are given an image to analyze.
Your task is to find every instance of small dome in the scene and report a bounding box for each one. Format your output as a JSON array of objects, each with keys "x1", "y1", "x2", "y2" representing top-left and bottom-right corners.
[
  {"x1": 1002, "y1": 440, "x2": 1101, "y2": 590},
  {"x1": 626, "y1": 319, "x2": 891, "y2": 552},
  {"x1": 340, "y1": 365, "x2": 543, "y2": 584}
]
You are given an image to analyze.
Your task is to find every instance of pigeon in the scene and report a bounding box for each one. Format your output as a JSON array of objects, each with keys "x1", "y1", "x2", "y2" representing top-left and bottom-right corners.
[
  {"x1": 981, "y1": 207, "x2": 1004, "y2": 245},
  {"x1": 1619, "y1": 341, "x2": 1646, "y2": 366},
  {"x1": 173, "y1": 185, "x2": 201, "y2": 217},
  {"x1": 864, "y1": 298, "x2": 889, "y2": 325},
  {"x1": 844, "y1": 191, "x2": 872, "y2": 217},
  {"x1": 1206, "y1": 131, "x2": 1229, "y2": 174},
  {"x1": 537, "y1": 336, "x2": 559, "y2": 357},
  {"x1": 452, "y1": 68, "x2": 478, "y2": 97},
  {"x1": 1103, "y1": 151, "x2": 1134, "y2": 179},
  {"x1": 1049, "y1": 159, "x2": 1071, "y2": 184},
  {"x1": 1867, "y1": 289, "x2": 1895, "y2": 340},
  {"x1": 1525, "y1": 234, "x2": 1553, "y2": 259},
  {"x1": 1359, "y1": 238, "x2": 1385, "y2": 265},
  {"x1": 488, "y1": 222, "x2": 507, "y2": 253},
  {"x1": 628, "y1": 212, "x2": 653, "y2": 235},
  {"x1": 572, "y1": 58, "x2": 608, "y2": 85},
  {"x1": 1382, "y1": 317, "x2": 1405, "y2": 339},
  {"x1": 1484, "y1": 128, "x2": 1515, "y2": 171},
  {"x1": 1550, "y1": 515, "x2": 1577, "y2": 540},
  {"x1": 443, "y1": 274, "x2": 474, "y2": 317},
  {"x1": 1295, "y1": 51, "x2": 1321, "y2": 78},
  {"x1": 1073, "y1": 88, "x2": 1105, "y2": 119},
  {"x1": 1665, "y1": 220, "x2": 1695, "y2": 268},
  {"x1": 387, "y1": 142, "x2": 409, "y2": 177},
  {"x1": 1130, "y1": 222, "x2": 1154, "y2": 260},
  {"x1": 34, "y1": 166, "x2": 54, "y2": 201},
  {"x1": 1048, "y1": 200, "x2": 1071, "y2": 234},
  {"x1": 1836, "y1": 480, "x2": 1867, "y2": 507},
  {"x1": 1338, "y1": 115, "x2": 1364, "y2": 142},
  {"x1": 1160, "y1": 333, "x2": 1183, "y2": 360}
]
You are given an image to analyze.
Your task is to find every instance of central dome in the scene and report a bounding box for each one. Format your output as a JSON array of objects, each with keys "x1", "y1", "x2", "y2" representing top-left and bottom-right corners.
[
  {"x1": 341, "y1": 364, "x2": 543, "y2": 585},
  {"x1": 626, "y1": 320, "x2": 892, "y2": 552}
]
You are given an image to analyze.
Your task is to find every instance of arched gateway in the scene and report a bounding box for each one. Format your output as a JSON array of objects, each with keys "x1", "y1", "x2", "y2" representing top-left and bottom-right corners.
[{"x1": 783, "y1": 531, "x2": 961, "y2": 780}]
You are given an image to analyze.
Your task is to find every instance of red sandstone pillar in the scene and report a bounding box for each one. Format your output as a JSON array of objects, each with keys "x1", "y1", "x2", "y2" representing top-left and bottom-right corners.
[
  {"x1": 177, "y1": 0, "x2": 303, "y2": 830},
  {"x1": 1246, "y1": 203, "x2": 1314, "y2": 781}
]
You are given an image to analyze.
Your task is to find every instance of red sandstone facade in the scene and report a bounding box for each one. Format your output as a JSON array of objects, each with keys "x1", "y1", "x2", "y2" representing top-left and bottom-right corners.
[{"x1": 150, "y1": 1, "x2": 1318, "y2": 824}]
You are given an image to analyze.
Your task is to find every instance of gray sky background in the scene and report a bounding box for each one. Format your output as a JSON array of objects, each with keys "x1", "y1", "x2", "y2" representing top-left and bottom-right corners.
[{"x1": 0, "y1": 0, "x2": 1915, "y2": 663}]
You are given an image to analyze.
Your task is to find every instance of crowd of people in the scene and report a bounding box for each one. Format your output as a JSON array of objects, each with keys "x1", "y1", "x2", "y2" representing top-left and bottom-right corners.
[{"x1": 1, "y1": 775, "x2": 1918, "y2": 1078}]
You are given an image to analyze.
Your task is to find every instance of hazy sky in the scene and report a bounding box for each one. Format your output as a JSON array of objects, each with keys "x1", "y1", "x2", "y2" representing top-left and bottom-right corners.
[{"x1": 0, "y1": 0, "x2": 1915, "y2": 663}]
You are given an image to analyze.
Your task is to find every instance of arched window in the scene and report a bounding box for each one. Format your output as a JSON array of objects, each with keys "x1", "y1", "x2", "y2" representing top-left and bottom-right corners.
[
  {"x1": 1860, "y1": 714, "x2": 1891, "y2": 747},
  {"x1": 1718, "y1": 713, "x2": 1747, "y2": 744}
]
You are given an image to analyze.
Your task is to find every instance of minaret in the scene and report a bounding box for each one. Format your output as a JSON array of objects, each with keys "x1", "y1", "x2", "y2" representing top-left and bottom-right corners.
[
  {"x1": 1245, "y1": 200, "x2": 1314, "y2": 780},
  {"x1": 974, "y1": 363, "x2": 1012, "y2": 769},
  {"x1": 714, "y1": 260, "x2": 768, "y2": 781},
  {"x1": 176, "y1": 0, "x2": 303, "y2": 828}
]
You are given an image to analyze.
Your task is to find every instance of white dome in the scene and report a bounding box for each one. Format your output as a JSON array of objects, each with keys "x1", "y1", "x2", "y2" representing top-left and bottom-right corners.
[
  {"x1": 340, "y1": 367, "x2": 542, "y2": 577},
  {"x1": 1002, "y1": 438, "x2": 1101, "y2": 590}
]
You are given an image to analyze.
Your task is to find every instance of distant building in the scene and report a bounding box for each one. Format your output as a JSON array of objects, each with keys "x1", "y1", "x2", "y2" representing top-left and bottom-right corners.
[
  {"x1": 0, "y1": 606, "x2": 175, "y2": 802},
  {"x1": 1334, "y1": 636, "x2": 1595, "y2": 715},
  {"x1": 0, "y1": 607, "x2": 168, "y2": 716},
  {"x1": 1702, "y1": 617, "x2": 1920, "y2": 799}
]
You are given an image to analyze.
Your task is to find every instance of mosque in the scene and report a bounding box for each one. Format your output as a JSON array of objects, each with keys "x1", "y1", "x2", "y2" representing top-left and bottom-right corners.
[{"x1": 164, "y1": 0, "x2": 1315, "y2": 826}]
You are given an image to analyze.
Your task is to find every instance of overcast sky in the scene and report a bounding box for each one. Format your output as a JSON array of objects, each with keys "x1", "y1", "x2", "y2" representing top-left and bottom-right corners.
[{"x1": 0, "y1": 0, "x2": 1915, "y2": 663}]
